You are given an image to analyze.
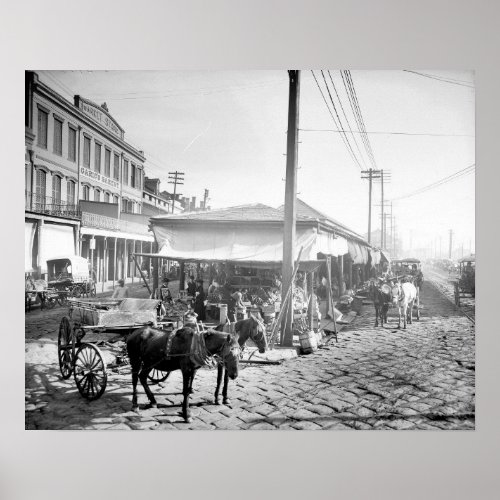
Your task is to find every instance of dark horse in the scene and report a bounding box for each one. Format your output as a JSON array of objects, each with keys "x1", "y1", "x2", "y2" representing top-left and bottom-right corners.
[
  {"x1": 213, "y1": 315, "x2": 268, "y2": 405},
  {"x1": 369, "y1": 280, "x2": 393, "y2": 327},
  {"x1": 126, "y1": 326, "x2": 240, "y2": 423}
]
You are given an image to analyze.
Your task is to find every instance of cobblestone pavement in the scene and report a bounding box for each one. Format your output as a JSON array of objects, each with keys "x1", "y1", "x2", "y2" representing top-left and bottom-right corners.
[{"x1": 25, "y1": 281, "x2": 475, "y2": 430}]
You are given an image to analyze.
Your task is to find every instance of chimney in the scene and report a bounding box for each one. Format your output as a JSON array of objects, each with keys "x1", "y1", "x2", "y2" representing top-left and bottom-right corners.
[{"x1": 190, "y1": 196, "x2": 196, "y2": 211}]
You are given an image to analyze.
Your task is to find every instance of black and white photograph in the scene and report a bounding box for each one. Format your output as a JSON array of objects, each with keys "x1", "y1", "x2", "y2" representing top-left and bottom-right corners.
[{"x1": 25, "y1": 69, "x2": 475, "y2": 431}]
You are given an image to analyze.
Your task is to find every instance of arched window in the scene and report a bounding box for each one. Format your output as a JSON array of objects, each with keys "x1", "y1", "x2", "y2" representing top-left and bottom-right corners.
[
  {"x1": 94, "y1": 188, "x2": 101, "y2": 202},
  {"x1": 104, "y1": 192, "x2": 110, "y2": 203},
  {"x1": 83, "y1": 185, "x2": 90, "y2": 201},
  {"x1": 35, "y1": 168, "x2": 47, "y2": 209}
]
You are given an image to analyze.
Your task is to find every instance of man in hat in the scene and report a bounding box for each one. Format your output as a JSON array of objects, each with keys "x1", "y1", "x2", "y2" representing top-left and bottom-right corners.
[{"x1": 112, "y1": 279, "x2": 129, "y2": 299}]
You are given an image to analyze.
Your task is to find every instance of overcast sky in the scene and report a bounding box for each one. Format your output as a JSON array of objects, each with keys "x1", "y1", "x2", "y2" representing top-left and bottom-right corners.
[{"x1": 38, "y1": 70, "x2": 475, "y2": 254}]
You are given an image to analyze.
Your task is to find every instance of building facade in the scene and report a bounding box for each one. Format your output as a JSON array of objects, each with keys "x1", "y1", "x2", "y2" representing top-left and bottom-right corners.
[{"x1": 25, "y1": 71, "x2": 154, "y2": 286}]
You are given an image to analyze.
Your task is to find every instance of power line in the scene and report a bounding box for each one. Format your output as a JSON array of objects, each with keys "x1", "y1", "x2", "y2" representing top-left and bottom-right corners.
[
  {"x1": 403, "y1": 70, "x2": 475, "y2": 88},
  {"x1": 345, "y1": 71, "x2": 378, "y2": 170},
  {"x1": 326, "y1": 70, "x2": 368, "y2": 169},
  {"x1": 310, "y1": 70, "x2": 363, "y2": 170},
  {"x1": 389, "y1": 164, "x2": 475, "y2": 201},
  {"x1": 299, "y1": 128, "x2": 474, "y2": 138}
]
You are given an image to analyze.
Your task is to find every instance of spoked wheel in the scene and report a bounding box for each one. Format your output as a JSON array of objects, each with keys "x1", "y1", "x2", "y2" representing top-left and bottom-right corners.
[
  {"x1": 90, "y1": 283, "x2": 96, "y2": 297},
  {"x1": 148, "y1": 369, "x2": 170, "y2": 384},
  {"x1": 73, "y1": 343, "x2": 107, "y2": 401},
  {"x1": 57, "y1": 292, "x2": 68, "y2": 306},
  {"x1": 45, "y1": 296, "x2": 57, "y2": 309},
  {"x1": 72, "y1": 285, "x2": 82, "y2": 298},
  {"x1": 58, "y1": 317, "x2": 75, "y2": 379}
]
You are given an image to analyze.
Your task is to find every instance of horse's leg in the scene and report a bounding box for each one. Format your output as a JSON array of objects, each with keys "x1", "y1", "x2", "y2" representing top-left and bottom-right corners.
[
  {"x1": 397, "y1": 306, "x2": 401, "y2": 329},
  {"x1": 403, "y1": 305, "x2": 407, "y2": 329},
  {"x1": 374, "y1": 304, "x2": 379, "y2": 327},
  {"x1": 181, "y1": 367, "x2": 194, "y2": 423},
  {"x1": 214, "y1": 364, "x2": 223, "y2": 405},
  {"x1": 131, "y1": 369, "x2": 139, "y2": 409},
  {"x1": 139, "y1": 367, "x2": 157, "y2": 408},
  {"x1": 222, "y1": 368, "x2": 231, "y2": 405},
  {"x1": 409, "y1": 300, "x2": 414, "y2": 324},
  {"x1": 416, "y1": 290, "x2": 420, "y2": 320}
]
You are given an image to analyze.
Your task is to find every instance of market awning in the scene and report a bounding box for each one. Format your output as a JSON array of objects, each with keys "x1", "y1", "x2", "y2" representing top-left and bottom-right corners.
[
  {"x1": 146, "y1": 222, "x2": 348, "y2": 265},
  {"x1": 347, "y1": 240, "x2": 370, "y2": 264}
]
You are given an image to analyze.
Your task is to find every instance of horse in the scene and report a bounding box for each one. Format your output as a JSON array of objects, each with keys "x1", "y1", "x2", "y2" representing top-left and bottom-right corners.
[
  {"x1": 126, "y1": 326, "x2": 240, "y2": 423},
  {"x1": 213, "y1": 314, "x2": 268, "y2": 405},
  {"x1": 391, "y1": 280, "x2": 419, "y2": 329},
  {"x1": 369, "y1": 280, "x2": 392, "y2": 327}
]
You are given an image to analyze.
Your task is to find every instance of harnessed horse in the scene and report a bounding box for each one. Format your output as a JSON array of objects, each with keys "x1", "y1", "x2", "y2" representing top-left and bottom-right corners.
[
  {"x1": 213, "y1": 315, "x2": 268, "y2": 405},
  {"x1": 126, "y1": 326, "x2": 240, "y2": 423},
  {"x1": 391, "y1": 279, "x2": 419, "y2": 329}
]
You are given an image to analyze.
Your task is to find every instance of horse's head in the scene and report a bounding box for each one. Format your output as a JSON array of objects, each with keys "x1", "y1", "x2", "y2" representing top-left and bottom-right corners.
[
  {"x1": 238, "y1": 314, "x2": 268, "y2": 353},
  {"x1": 221, "y1": 335, "x2": 240, "y2": 380},
  {"x1": 391, "y1": 283, "x2": 401, "y2": 305}
]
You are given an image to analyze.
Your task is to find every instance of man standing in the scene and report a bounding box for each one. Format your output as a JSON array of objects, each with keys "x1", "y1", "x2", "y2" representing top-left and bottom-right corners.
[{"x1": 112, "y1": 279, "x2": 129, "y2": 299}]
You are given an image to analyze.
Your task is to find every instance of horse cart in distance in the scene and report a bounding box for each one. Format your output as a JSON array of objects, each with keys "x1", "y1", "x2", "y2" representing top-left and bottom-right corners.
[
  {"x1": 47, "y1": 255, "x2": 96, "y2": 300},
  {"x1": 453, "y1": 254, "x2": 475, "y2": 305},
  {"x1": 58, "y1": 297, "x2": 163, "y2": 400}
]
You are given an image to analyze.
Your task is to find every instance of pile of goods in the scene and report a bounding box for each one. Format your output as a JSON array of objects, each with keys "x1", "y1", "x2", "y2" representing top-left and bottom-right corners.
[
  {"x1": 163, "y1": 300, "x2": 189, "y2": 318},
  {"x1": 207, "y1": 291, "x2": 224, "y2": 303}
]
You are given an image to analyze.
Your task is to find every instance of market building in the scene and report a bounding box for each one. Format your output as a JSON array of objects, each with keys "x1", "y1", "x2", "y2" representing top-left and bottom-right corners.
[{"x1": 25, "y1": 71, "x2": 154, "y2": 286}]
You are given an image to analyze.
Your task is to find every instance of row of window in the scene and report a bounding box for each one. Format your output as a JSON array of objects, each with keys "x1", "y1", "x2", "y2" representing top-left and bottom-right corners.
[
  {"x1": 37, "y1": 106, "x2": 143, "y2": 189},
  {"x1": 144, "y1": 193, "x2": 170, "y2": 208},
  {"x1": 34, "y1": 169, "x2": 140, "y2": 213}
]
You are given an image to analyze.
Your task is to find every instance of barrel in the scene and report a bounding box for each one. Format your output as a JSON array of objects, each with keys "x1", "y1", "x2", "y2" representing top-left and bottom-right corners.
[
  {"x1": 219, "y1": 304, "x2": 228, "y2": 324},
  {"x1": 299, "y1": 330, "x2": 318, "y2": 354}
]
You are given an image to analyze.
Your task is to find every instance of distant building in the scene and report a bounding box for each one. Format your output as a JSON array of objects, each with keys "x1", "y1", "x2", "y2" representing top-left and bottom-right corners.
[
  {"x1": 25, "y1": 71, "x2": 154, "y2": 285},
  {"x1": 142, "y1": 175, "x2": 185, "y2": 215}
]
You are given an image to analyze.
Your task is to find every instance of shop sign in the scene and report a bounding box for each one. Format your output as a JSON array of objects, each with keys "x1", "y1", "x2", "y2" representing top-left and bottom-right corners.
[
  {"x1": 77, "y1": 97, "x2": 123, "y2": 139},
  {"x1": 80, "y1": 166, "x2": 120, "y2": 190}
]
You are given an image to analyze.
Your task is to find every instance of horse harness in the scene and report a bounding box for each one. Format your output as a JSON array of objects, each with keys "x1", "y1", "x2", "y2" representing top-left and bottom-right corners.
[{"x1": 160, "y1": 329, "x2": 240, "y2": 369}]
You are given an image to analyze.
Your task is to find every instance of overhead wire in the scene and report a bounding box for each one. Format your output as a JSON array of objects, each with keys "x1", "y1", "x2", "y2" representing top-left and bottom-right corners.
[
  {"x1": 310, "y1": 70, "x2": 364, "y2": 170},
  {"x1": 389, "y1": 164, "x2": 475, "y2": 202},
  {"x1": 319, "y1": 70, "x2": 365, "y2": 169},
  {"x1": 326, "y1": 70, "x2": 368, "y2": 169},
  {"x1": 403, "y1": 70, "x2": 475, "y2": 88},
  {"x1": 298, "y1": 128, "x2": 474, "y2": 137},
  {"x1": 343, "y1": 70, "x2": 378, "y2": 170}
]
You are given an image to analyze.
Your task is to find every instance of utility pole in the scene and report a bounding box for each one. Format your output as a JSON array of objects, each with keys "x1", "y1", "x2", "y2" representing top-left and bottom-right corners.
[
  {"x1": 448, "y1": 229, "x2": 453, "y2": 259},
  {"x1": 281, "y1": 70, "x2": 300, "y2": 347},
  {"x1": 168, "y1": 171, "x2": 184, "y2": 213},
  {"x1": 361, "y1": 169, "x2": 381, "y2": 244},
  {"x1": 202, "y1": 188, "x2": 209, "y2": 210}
]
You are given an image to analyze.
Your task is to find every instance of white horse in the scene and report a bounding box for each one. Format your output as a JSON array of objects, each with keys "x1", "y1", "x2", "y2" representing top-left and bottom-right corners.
[{"x1": 391, "y1": 281, "x2": 419, "y2": 329}]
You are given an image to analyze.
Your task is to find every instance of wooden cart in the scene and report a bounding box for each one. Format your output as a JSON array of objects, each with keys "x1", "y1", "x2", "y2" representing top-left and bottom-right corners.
[{"x1": 57, "y1": 297, "x2": 171, "y2": 400}]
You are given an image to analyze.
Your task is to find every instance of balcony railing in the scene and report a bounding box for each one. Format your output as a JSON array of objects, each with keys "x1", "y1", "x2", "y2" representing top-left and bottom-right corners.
[{"x1": 25, "y1": 191, "x2": 81, "y2": 219}]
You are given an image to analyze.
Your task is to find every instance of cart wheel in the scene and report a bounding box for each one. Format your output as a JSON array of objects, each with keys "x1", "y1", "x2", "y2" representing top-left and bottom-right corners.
[
  {"x1": 90, "y1": 283, "x2": 96, "y2": 297},
  {"x1": 148, "y1": 369, "x2": 170, "y2": 385},
  {"x1": 58, "y1": 317, "x2": 75, "y2": 379},
  {"x1": 72, "y1": 286, "x2": 82, "y2": 298},
  {"x1": 73, "y1": 344, "x2": 107, "y2": 401},
  {"x1": 46, "y1": 297, "x2": 57, "y2": 309},
  {"x1": 57, "y1": 293, "x2": 68, "y2": 306}
]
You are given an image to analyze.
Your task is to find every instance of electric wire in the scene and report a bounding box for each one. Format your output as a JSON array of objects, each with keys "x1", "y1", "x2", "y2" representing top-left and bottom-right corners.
[
  {"x1": 310, "y1": 70, "x2": 364, "y2": 170},
  {"x1": 389, "y1": 164, "x2": 475, "y2": 202},
  {"x1": 403, "y1": 70, "x2": 475, "y2": 88}
]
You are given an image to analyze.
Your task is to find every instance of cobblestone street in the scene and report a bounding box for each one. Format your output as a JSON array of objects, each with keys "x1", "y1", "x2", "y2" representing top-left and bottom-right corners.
[{"x1": 25, "y1": 280, "x2": 475, "y2": 430}]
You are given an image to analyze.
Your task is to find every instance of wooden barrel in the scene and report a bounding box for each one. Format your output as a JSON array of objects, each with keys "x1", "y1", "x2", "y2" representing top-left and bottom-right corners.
[{"x1": 299, "y1": 330, "x2": 318, "y2": 354}]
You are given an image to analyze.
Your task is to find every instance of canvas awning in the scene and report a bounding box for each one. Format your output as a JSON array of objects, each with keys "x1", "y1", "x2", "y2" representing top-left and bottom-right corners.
[
  {"x1": 144, "y1": 223, "x2": 348, "y2": 268},
  {"x1": 347, "y1": 240, "x2": 370, "y2": 264}
]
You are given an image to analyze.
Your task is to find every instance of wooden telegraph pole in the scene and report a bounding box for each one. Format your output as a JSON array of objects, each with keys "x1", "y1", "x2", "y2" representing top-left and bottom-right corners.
[
  {"x1": 281, "y1": 70, "x2": 300, "y2": 347},
  {"x1": 361, "y1": 169, "x2": 381, "y2": 244}
]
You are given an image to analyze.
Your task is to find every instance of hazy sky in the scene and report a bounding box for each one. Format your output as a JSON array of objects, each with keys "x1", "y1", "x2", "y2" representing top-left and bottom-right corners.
[{"x1": 38, "y1": 70, "x2": 475, "y2": 254}]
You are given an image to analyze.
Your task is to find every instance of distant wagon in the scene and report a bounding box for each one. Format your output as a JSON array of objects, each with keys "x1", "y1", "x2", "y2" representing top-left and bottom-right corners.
[
  {"x1": 47, "y1": 255, "x2": 96, "y2": 299},
  {"x1": 453, "y1": 254, "x2": 475, "y2": 305}
]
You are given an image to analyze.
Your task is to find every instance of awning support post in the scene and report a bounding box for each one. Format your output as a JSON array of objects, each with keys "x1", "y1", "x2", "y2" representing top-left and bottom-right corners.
[{"x1": 133, "y1": 254, "x2": 152, "y2": 295}]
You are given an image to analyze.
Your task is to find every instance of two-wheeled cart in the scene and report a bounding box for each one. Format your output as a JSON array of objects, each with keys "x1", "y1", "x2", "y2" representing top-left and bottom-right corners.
[{"x1": 57, "y1": 297, "x2": 175, "y2": 401}]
